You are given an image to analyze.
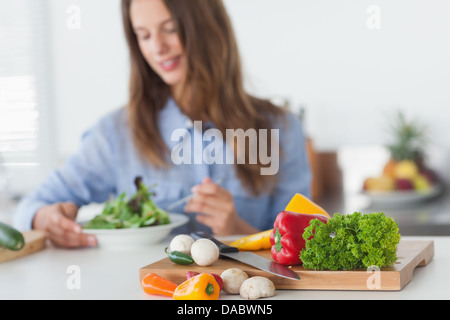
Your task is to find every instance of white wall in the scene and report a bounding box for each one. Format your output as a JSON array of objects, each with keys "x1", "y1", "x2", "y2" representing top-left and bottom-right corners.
[
  {"x1": 48, "y1": 0, "x2": 129, "y2": 162},
  {"x1": 47, "y1": 0, "x2": 450, "y2": 182}
]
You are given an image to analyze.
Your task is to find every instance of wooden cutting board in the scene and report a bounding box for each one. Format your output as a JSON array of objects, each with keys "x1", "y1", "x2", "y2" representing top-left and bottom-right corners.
[
  {"x1": 139, "y1": 240, "x2": 434, "y2": 291},
  {"x1": 0, "y1": 230, "x2": 46, "y2": 263}
]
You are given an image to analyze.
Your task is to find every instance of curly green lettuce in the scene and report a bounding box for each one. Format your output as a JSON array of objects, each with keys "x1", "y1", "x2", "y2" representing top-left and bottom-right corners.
[{"x1": 300, "y1": 212, "x2": 401, "y2": 270}]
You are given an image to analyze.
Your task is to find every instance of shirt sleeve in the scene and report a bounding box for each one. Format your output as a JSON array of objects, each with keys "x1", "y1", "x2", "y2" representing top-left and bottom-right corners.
[
  {"x1": 13, "y1": 113, "x2": 118, "y2": 231},
  {"x1": 264, "y1": 112, "x2": 312, "y2": 230}
]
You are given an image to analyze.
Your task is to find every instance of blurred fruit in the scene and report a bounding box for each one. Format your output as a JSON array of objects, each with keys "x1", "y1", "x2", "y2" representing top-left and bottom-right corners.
[
  {"x1": 362, "y1": 178, "x2": 370, "y2": 191},
  {"x1": 394, "y1": 160, "x2": 419, "y2": 180},
  {"x1": 420, "y1": 168, "x2": 438, "y2": 185},
  {"x1": 362, "y1": 112, "x2": 440, "y2": 193},
  {"x1": 395, "y1": 178, "x2": 414, "y2": 191},
  {"x1": 413, "y1": 174, "x2": 431, "y2": 192},
  {"x1": 363, "y1": 176, "x2": 395, "y2": 192},
  {"x1": 382, "y1": 159, "x2": 398, "y2": 178}
]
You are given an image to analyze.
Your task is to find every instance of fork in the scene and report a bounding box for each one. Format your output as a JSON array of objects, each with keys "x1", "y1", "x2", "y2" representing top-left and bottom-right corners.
[{"x1": 165, "y1": 177, "x2": 225, "y2": 212}]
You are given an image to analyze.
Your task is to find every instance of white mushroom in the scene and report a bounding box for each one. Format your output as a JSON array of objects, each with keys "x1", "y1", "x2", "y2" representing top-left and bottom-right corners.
[
  {"x1": 190, "y1": 238, "x2": 219, "y2": 266},
  {"x1": 239, "y1": 276, "x2": 276, "y2": 300},
  {"x1": 220, "y1": 268, "x2": 249, "y2": 294},
  {"x1": 169, "y1": 234, "x2": 195, "y2": 255}
]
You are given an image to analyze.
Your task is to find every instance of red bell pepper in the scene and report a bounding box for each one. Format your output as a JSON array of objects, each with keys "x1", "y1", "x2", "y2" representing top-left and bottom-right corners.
[{"x1": 270, "y1": 211, "x2": 329, "y2": 265}]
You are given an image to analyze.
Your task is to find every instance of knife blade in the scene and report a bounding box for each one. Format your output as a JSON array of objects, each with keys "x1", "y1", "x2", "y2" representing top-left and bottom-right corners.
[{"x1": 191, "y1": 231, "x2": 300, "y2": 281}]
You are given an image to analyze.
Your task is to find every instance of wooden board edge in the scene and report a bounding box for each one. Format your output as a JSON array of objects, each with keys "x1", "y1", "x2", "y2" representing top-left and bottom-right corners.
[
  {"x1": 0, "y1": 231, "x2": 47, "y2": 264},
  {"x1": 399, "y1": 240, "x2": 434, "y2": 289},
  {"x1": 418, "y1": 240, "x2": 435, "y2": 266}
]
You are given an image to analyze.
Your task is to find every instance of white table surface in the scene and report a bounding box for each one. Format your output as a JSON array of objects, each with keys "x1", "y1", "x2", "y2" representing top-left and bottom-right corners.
[{"x1": 1, "y1": 235, "x2": 449, "y2": 300}]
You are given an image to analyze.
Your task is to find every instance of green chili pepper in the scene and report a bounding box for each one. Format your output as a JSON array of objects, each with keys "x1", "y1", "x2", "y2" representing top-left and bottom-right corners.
[{"x1": 165, "y1": 247, "x2": 194, "y2": 265}]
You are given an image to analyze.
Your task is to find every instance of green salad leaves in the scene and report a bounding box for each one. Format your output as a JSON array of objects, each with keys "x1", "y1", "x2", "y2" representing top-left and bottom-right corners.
[
  {"x1": 300, "y1": 212, "x2": 401, "y2": 270},
  {"x1": 83, "y1": 177, "x2": 170, "y2": 229}
]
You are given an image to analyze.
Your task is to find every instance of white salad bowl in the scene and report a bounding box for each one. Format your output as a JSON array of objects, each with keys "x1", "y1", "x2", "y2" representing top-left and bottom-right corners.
[{"x1": 82, "y1": 213, "x2": 189, "y2": 250}]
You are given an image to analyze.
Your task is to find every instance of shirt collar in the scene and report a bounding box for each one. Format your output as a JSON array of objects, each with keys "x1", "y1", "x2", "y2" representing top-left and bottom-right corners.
[{"x1": 159, "y1": 98, "x2": 216, "y2": 147}]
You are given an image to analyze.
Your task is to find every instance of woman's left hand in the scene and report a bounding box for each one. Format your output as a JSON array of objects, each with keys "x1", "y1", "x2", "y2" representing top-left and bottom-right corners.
[{"x1": 184, "y1": 177, "x2": 258, "y2": 236}]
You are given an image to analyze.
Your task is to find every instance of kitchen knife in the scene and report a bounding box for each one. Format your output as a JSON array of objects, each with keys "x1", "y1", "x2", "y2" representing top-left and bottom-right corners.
[{"x1": 191, "y1": 231, "x2": 300, "y2": 281}]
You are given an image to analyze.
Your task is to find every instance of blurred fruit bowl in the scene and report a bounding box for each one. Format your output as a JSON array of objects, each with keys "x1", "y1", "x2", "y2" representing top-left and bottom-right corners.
[
  {"x1": 363, "y1": 111, "x2": 445, "y2": 205},
  {"x1": 362, "y1": 184, "x2": 443, "y2": 208},
  {"x1": 363, "y1": 159, "x2": 440, "y2": 193}
]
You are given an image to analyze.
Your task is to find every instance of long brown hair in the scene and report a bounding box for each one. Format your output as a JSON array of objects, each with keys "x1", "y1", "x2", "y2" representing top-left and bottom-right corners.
[{"x1": 121, "y1": 0, "x2": 285, "y2": 195}]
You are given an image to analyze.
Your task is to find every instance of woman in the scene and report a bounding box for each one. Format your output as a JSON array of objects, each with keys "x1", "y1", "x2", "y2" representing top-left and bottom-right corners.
[{"x1": 13, "y1": 0, "x2": 311, "y2": 248}]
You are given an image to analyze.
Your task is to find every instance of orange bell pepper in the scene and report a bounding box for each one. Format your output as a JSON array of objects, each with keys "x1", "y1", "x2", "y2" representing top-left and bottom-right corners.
[
  {"x1": 230, "y1": 229, "x2": 273, "y2": 251},
  {"x1": 173, "y1": 273, "x2": 220, "y2": 300},
  {"x1": 141, "y1": 273, "x2": 178, "y2": 297}
]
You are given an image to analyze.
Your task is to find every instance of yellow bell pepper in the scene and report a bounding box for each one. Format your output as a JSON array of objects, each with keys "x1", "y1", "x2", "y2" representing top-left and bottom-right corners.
[
  {"x1": 285, "y1": 193, "x2": 330, "y2": 218},
  {"x1": 173, "y1": 273, "x2": 220, "y2": 300},
  {"x1": 230, "y1": 229, "x2": 273, "y2": 251}
]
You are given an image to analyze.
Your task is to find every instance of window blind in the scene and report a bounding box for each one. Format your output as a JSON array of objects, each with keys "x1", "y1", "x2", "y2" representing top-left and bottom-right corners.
[{"x1": 0, "y1": 0, "x2": 53, "y2": 196}]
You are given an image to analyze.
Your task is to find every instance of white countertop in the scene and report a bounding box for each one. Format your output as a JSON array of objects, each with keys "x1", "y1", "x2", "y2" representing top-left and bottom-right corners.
[{"x1": 1, "y1": 235, "x2": 449, "y2": 300}]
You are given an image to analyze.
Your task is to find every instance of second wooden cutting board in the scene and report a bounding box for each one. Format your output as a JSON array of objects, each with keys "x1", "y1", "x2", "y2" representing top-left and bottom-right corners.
[
  {"x1": 0, "y1": 230, "x2": 46, "y2": 263},
  {"x1": 139, "y1": 240, "x2": 434, "y2": 291}
]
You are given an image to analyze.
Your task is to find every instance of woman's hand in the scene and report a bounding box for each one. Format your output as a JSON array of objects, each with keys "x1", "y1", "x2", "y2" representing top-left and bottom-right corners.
[
  {"x1": 184, "y1": 178, "x2": 259, "y2": 236},
  {"x1": 32, "y1": 202, "x2": 97, "y2": 248}
]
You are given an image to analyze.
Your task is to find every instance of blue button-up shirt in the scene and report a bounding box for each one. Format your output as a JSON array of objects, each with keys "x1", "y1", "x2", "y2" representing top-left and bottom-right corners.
[{"x1": 13, "y1": 98, "x2": 311, "y2": 233}]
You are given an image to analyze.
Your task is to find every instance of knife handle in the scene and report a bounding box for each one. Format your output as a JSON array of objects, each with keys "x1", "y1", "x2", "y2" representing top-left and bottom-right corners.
[{"x1": 190, "y1": 231, "x2": 239, "y2": 254}]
